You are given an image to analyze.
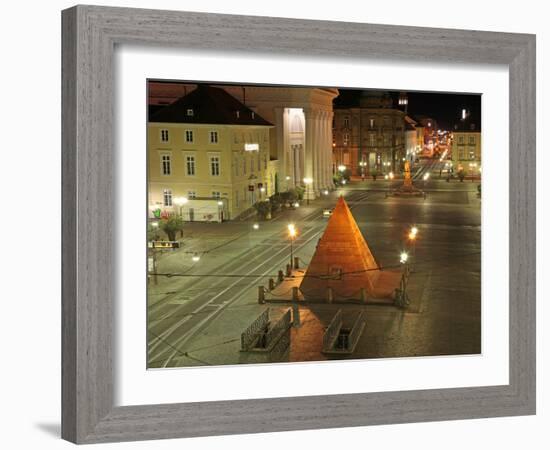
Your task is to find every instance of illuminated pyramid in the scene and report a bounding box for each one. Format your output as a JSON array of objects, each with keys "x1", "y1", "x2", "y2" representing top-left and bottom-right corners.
[{"x1": 300, "y1": 196, "x2": 399, "y2": 301}]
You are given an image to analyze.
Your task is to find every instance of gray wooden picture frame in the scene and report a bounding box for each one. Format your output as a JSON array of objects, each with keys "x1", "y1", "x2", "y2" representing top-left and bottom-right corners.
[{"x1": 61, "y1": 5, "x2": 536, "y2": 444}]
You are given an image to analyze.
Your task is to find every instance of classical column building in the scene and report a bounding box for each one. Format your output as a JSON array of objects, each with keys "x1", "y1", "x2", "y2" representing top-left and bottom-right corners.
[
  {"x1": 222, "y1": 86, "x2": 339, "y2": 198},
  {"x1": 148, "y1": 82, "x2": 339, "y2": 199}
]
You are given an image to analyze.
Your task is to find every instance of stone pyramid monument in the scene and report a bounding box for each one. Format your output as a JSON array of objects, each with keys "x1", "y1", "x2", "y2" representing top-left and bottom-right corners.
[{"x1": 300, "y1": 196, "x2": 399, "y2": 301}]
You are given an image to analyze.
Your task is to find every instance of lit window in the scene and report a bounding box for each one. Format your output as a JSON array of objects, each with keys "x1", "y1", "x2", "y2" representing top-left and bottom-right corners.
[
  {"x1": 210, "y1": 156, "x2": 220, "y2": 176},
  {"x1": 458, "y1": 136, "x2": 465, "y2": 145},
  {"x1": 163, "y1": 189, "x2": 172, "y2": 206},
  {"x1": 185, "y1": 130, "x2": 194, "y2": 143},
  {"x1": 160, "y1": 129, "x2": 169, "y2": 143},
  {"x1": 468, "y1": 136, "x2": 476, "y2": 145},
  {"x1": 186, "y1": 155, "x2": 195, "y2": 176},
  {"x1": 343, "y1": 133, "x2": 349, "y2": 146},
  {"x1": 186, "y1": 109, "x2": 194, "y2": 116},
  {"x1": 161, "y1": 154, "x2": 171, "y2": 175},
  {"x1": 343, "y1": 116, "x2": 350, "y2": 128},
  {"x1": 369, "y1": 118, "x2": 375, "y2": 128},
  {"x1": 210, "y1": 131, "x2": 219, "y2": 144},
  {"x1": 188, "y1": 191, "x2": 196, "y2": 199}
]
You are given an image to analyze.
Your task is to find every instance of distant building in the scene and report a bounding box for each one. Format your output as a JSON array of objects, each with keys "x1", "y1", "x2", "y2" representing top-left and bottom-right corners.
[
  {"x1": 404, "y1": 116, "x2": 419, "y2": 163},
  {"x1": 451, "y1": 117, "x2": 482, "y2": 176},
  {"x1": 333, "y1": 91, "x2": 406, "y2": 176},
  {"x1": 147, "y1": 85, "x2": 274, "y2": 221}
]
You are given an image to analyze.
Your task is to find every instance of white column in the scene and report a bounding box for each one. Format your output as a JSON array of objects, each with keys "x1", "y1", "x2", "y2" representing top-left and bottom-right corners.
[
  {"x1": 303, "y1": 108, "x2": 315, "y2": 199},
  {"x1": 274, "y1": 107, "x2": 286, "y2": 188}
]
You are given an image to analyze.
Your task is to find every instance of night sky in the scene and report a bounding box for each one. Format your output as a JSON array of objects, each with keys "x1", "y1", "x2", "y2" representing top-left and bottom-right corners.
[{"x1": 336, "y1": 89, "x2": 481, "y2": 130}]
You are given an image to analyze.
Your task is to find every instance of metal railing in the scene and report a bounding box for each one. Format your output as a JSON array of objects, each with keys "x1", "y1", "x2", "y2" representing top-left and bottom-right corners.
[
  {"x1": 322, "y1": 309, "x2": 343, "y2": 352},
  {"x1": 241, "y1": 309, "x2": 269, "y2": 351}
]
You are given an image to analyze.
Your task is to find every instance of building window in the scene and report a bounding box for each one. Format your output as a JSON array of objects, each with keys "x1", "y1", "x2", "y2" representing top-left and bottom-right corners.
[
  {"x1": 186, "y1": 109, "x2": 194, "y2": 116},
  {"x1": 212, "y1": 191, "x2": 221, "y2": 199},
  {"x1": 458, "y1": 136, "x2": 465, "y2": 145},
  {"x1": 160, "y1": 154, "x2": 171, "y2": 175},
  {"x1": 234, "y1": 157, "x2": 239, "y2": 177},
  {"x1": 469, "y1": 149, "x2": 476, "y2": 160},
  {"x1": 468, "y1": 136, "x2": 476, "y2": 145},
  {"x1": 160, "y1": 129, "x2": 169, "y2": 143},
  {"x1": 369, "y1": 134, "x2": 376, "y2": 147},
  {"x1": 369, "y1": 118, "x2": 375, "y2": 129},
  {"x1": 343, "y1": 133, "x2": 349, "y2": 146},
  {"x1": 257, "y1": 155, "x2": 261, "y2": 171},
  {"x1": 343, "y1": 116, "x2": 350, "y2": 128},
  {"x1": 163, "y1": 189, "x2": 172, "y2": 207},
  {"x1": 188, "y1": 191, "x2": 196, "y2": 199},
  {"x1": 186, "y1": 155, "x2": 196, "y2": 176},
  {"x1": 210, "y1": 156, "x2": 220, "y2": 176},
  {"x1": 343, "y1": 152, "x2": 350, "y2": 165},
  {"x1": 185, "y1": 130, "x2": 194, "y2": 143},
  {"x1": 210, "y1": 131, "x2": 219, "y2": 144}
]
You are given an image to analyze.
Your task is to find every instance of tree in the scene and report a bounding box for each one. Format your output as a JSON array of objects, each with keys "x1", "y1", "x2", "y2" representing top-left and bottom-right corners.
[
  {"x1": 254, "y1": 200, "x2": 272, "y2": 220},
  {"x1": 147, "y1": 223, "x2": 161, "y2": 242},
  {"x1": 160, "y1": 215, "x2": 184, "y2": 241}
]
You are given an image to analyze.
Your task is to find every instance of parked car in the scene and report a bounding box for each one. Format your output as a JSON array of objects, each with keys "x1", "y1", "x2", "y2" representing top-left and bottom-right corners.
[{"x1": 322, "y1": 208, "x2": 333, "y2": 218}]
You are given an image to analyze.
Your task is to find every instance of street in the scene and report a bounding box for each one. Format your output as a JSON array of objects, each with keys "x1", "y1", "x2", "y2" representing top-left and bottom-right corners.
[{"x1": 147, "y1": 159, "x2": 481, "y2": 368}]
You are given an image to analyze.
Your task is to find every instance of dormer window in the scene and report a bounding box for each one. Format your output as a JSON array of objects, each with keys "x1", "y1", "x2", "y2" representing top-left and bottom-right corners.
[{"x1": 186, "y1": 109, "x2": 194, "y2": 116}]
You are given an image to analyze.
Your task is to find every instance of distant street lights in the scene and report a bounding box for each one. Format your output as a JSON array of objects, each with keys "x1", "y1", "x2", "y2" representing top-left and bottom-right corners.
[
  {"x1": 400, "y1": 252, "x2": 409, "y2": 264},
  {"x1": 287, "y1": 224, "x2": 297, "y2": 267}
]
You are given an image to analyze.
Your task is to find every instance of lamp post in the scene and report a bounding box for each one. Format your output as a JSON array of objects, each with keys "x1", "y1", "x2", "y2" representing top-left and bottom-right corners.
[
  {"x1": 303, "y1": 177, "x2": 313, "y2": 206},
  {"x1": 408, "y1": 226, "x2": 418, "y2": 271},
  {"x1": 173, "y1": 196, "x2": 188, "y2": 218},
  {"x1": 287, "y1": 224, "x2": 297, "y2": 268}
]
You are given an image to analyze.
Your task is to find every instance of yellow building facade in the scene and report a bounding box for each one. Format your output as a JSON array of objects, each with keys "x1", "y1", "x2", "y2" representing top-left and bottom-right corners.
[{"x1": 148, "y1": 85, "x2": 275, "y2": 221}]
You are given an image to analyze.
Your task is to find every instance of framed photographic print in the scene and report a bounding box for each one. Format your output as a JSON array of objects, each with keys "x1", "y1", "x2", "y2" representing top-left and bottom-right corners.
[{"x1": 62, "y1": 5, "x2": 536, "y2": 444}]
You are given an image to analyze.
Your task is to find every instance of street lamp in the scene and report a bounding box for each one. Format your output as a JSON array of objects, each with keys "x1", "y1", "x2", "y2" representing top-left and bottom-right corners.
[
  {"x1": 287, "y1": 224, "x2": 297, "y2": 268},
  {"x1": 253, "y1": 223, "x2": 259, "y2": 230},
  {"x1": 408, "y1": 226, "x2": 418, "y2": 270},
  {"x1": 173, "y1": 196, "x2": 188, "y2": 217},
  {"x1": 303, "y1": 177, "x2": 313, "y2": 206},
  {"x1": 192, "y1": 253, "x2": 200, "y2": 262},
  {"x1": 400, "y1": 252, "x2": 409, "y2": 264}
]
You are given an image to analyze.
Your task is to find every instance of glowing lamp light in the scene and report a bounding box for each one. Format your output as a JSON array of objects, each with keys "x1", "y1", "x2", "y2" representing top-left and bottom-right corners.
[
  {"x1": 253, "y1": 223, "x2": 259, "y2": 230},
  {"x1": 338, "y1": 165, "x2": 346, "y2": 172},
  {"x1": 323, "y1": 190, "x2": 329, "y2": 195},
  {"x1": 389, "y1": 172, "x2": 394, "y2": 180},
  {"x1": 174, "y1": 196, "x2": 188, "y2": 206},
  {"x1": 192, "y1": 253, "x2": 200, "y2": 262},
  {"x1": 151, "y1": 221, "x2": 159, "y2": 228},
  {"x1": 411, "y1": 226, "x2": 418, "y2": 236},
  {"x1": 342, "y1": 180, "x2": 347, "y2": 185},
  {"x1": 400, "y1": 252, "x2": 409, "y2": 264},
  {"x1": 260, "y1": 187, "x2": 266, "y2": 193},
  {"x1": 293, "y1": 202, "x2": 300, "y2": 208},
  {"x1": 423, "y1": 173, "x2": 430, "y2": 181},
  {"x1": 217, "y1": 201, "x2": 223, "y2": 206},
  {"x1": 303, "y1": 177, "x2": 313, "y2": 185},
  {"x1": 287, "y1": 224, "x2": 297, "y2": 238},
  {"x1": 285, "y1": 176, "x2": 291, "y2": 181}
]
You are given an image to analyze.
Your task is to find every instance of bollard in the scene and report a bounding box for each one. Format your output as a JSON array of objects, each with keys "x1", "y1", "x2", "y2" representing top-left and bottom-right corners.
[
  {"x1": 292, "y1": 286, "x2": 299, "y2": 302},
  {"x1": 286, "y1": 264, "x2": 292, "y2": 277},
  {"x1": 360, "y1": 288, "x2": 367, "y2": 303},
  {"x1": 327, "y1": 286, "x2": 333, "y2": 303},
  {"x1": 293, "y1": 256, "x2": 300, "y2": 269},
  {"x1": 292, "y1": 302, "x2": 301, "y2": 328},
  {"x1": 258, "y1": 286, "x2": 265, "y2": 304},
  {"x1": 278, "y1": 270, "x2": 284, "y2": 282},
  {"x1": 268, "y1": 278, "x2": 275, "y2": 290}
]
